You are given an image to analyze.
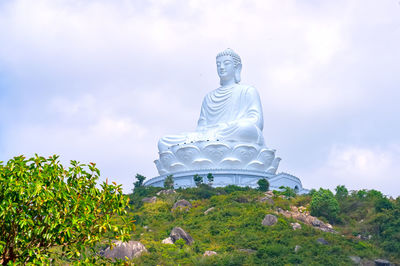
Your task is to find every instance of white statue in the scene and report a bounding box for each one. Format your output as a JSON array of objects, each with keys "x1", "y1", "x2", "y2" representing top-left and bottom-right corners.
[
  {"x1": 155, "y1": 48, "x2": 280, "y2": 175},
  {"x1": 158, "y1": 48, "x2": 264, "y2": 151}
]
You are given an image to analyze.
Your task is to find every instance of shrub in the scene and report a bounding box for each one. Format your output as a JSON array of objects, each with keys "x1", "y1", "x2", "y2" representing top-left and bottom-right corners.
[
  {"x1": 257, "y1": 178, "x2": 269, "y2": 192},
  {"x1": 310, "y1": 188, "x2": 340, "y2": 223},
  {"x1": 164, "y1": 174, "x2": 174, "y2": 189},
  {"x1": 193, "y1": 174, "x2": 203, "y2": 187},
  {"x1": 0, "y1": 155, "x2": 132, "y2": 264}
]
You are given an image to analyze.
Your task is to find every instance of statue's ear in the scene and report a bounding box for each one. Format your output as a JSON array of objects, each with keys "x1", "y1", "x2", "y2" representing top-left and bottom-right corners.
[{"x1": 234, "y1": 64, "x2": 242, "y2": 83}]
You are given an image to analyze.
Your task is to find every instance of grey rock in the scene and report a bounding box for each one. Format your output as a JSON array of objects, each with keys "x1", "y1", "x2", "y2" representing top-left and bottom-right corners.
[
  {"x1": 157, "y1": 189, "x2": 176, "y2": 195},
  {"x1": 349, "y1": 256, "x2": 361, "y2": 264},
  {"x1": 262, "y1": 214, "x2": 278, "y2": 226},
  {"x1": 238, "y1": 248, "x2": 256, "y2": 254},
  {"x1": 142, "y1": 196, "x2": 157, "y2": 203},
  {"x1": 203, "y1": 251, "x2": 217, "y2": 256},
  {"x1": 101, "y1": 241, "x2": 147, "y2": 260},
  {"x1": 294, "y1": 245, "x2": 301, "y2": 253},
  {"x1": 172, "y1": 199, "x2": 192, "y2": 210},
  {"x1": 360, "y1": 260, "x2": 376, "y2": 266},
  {"x1": 291, "y1": 222, "x2": 301, "y2": 230},
  {"x1": 311, "y1": 218, "x2": 322, "y2": 227},
  {"x1": 374, "y1": 259, "x2": 391, "y2": 266},
  {"x1": 204, "y1": 207, "x2": 215, "y2": 215},
  {"x1": 161, "y1": 237, "x2": 174, "y2": 244},
  {"x1": 316, "y1": 238, "x2": 329, "y2": 245},
  {"x1": 170, "y1": 227, "x2": 194, "y2": 245},
  {"x1": 259, "y1": 197, "x2": 274, "y2": 205}
]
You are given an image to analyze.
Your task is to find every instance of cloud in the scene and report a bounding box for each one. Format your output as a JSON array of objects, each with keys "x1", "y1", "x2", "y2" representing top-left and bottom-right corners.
[
  {"x1": 0, "y1": 0, "x2": 399, "y2": 194},
  {"x1": 303, "y1": 144, "x2": 400, "y2": 197}
]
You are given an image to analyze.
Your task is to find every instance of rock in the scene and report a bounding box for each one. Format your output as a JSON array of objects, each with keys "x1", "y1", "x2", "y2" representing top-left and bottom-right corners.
[
  {"x1": 374, "y1": 259, "x2": 391, "y2": 266},
  {"x1": 278, "y1": 195, "x2": 287, "y2": 199},
  {"x1": 294, "y1": 245, "x2": 301, "y2": 253},
  {"x1": 101, "y1": 241, "x2": 147, "y2": 260},
  {"x1": 360, "y1": 259, "x2": 376, "y2": 266},
  {"x1": 349, "y1": 256, "x2": 361, "y2": 264},
  {"x1": 204, "y1": 207, "x2": 215, "y2": 215},
  {"x1": 238, "y1": 248, "x2": 256, "y2": 254},
  {"x1": 311, "y1": 218, "x2": 322, "y2": 227},
  {"x1": 143, "y1": 225, "x2": 148, "y2": 230},
  {"x1": 157, "y1": 189, "x2": 176, "y2": 195},
  {"x1": 172, "y1": 199, "x2": 192, "y2": 210},
  {"x1": 170, "y1": 227, "x2": 194, "y2": 245},
  {"x1": 316, "y1": 238, "x2": 329, "y2": 245},
  {"x1": 265, "y1": 190, "x2": 274, "y2": 197},
  {"x1": 259, "y1": 197, "x2": 274, "y2": 205},
  {"x1": 291, "y1": 222, "x2": 301, "y2": 230},
  {"x1": 203, "y1": 251, "x2": 217, "y2": 256},
  {"x1": 161, "y1": 237, "x2": 174, "y2": 244},
  {"x1": 261, "y1": 214, "x2": 278, "y2": 226},
  {"x1": 142, "y1": 196, "x2": 157, "y2": 203}
]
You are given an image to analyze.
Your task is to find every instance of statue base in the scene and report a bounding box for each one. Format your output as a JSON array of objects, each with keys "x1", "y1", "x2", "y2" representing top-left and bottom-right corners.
[{"x1": 143, "y1": 169, "x2": 308, "y2": 194}]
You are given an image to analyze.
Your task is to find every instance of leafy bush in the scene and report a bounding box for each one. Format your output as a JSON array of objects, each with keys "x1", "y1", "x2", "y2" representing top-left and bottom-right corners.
[
  {"x1": 257, "y1": 178, "x2": 269, "y2": 191},
  {"x1": 310, "y1": 188, "x2": 340, "y2": 223},
  {"x1": 0, "y1": 155, "x2": 132, "y2": 264},
  {"x1": 164, "y1": 174, "x2": 174, "y2": 189},
  {"x1": 193, "y1": 174, "x2": 203, "y2": 187}
]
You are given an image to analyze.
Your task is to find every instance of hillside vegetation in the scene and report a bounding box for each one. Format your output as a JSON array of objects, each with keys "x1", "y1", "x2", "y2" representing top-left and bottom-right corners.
[{"x1": 125, "y1": 183, "x2": 400, "y2": 265}]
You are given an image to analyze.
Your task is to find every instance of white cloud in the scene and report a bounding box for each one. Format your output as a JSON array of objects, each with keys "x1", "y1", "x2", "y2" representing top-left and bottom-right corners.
[
  {"x1": 0, "y1": 0, "x2": 399, "y2": 194},
  {"x1": 303, "y1": 144, "x2": 400, "y2": 197}
]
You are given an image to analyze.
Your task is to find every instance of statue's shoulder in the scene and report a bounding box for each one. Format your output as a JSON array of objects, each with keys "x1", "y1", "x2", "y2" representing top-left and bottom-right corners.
[{"x1": 236, "y1": 84, "x2": 258, "y2": 94}]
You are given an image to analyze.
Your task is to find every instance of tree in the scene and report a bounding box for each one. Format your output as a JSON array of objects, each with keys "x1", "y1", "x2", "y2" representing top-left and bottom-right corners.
[
  {"x1": 257, "y1": 178, "x2": 269, "y2": 192},
  {"x1": 193, "y1": 174, "x2": 203, "y2": 187},
  {"x1": 133, "y1": 174, "x2": 146, "y2": 190},
  {"x1": 0, "y1": 155, "x2": 132, "y2": 264},
  {"x1": 310, "y1": 188, "x2": 340, "y2": 223},
  {"x1": 207, "y1": 173, "x2": 214, "y2": 185},
  {"x1": 164, "y1": 175, "x2": 174, "y2": 189},
  {"x1": 335, "y1": 185, "x2": 348, "y2": 200}
]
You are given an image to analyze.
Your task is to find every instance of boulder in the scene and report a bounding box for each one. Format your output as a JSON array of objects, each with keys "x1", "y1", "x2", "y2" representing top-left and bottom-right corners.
[
  {"x1": 203, "y1": 251, "x2": 217, "y2": 256},
  {"x1": 374, "y1": 259, "x2": 391, "y2": 266},
  {"x1": 101, "y1": 241, "x2": 147, "y2": 260},
  {"x1": 291, "y1": 222, "x2": 301, "y2": 230},
  {"x1": 238, "y1": 248, "x2": 256, "y2": 254},
  {"x1": 258, "y1": 197, "x2": 274, "y2": 205},
  {"x1": 349, "y1": 256, "x2": 361, "y2": 264},
  {"x1": 142, "y1": 196, "x2": 157, "y2": 203},
  {"x1": 311, "y1": 218, "x2": 322, "y2": 227},
  {"x1": 161, "y1": 237, "x2": 174, "y2": 244},
  {"x1": 170, "y1": 227, "x2": 194, "y2": 245},
  {"x1": 262, "y1": 214, "x2": 278, "y2": 226},
  {"x1": 172, "y1": 199, "x2": 192, "y2": 210},
  {"x1": 204, "y1": 207, "x2": 215, "y2": 215},
  {"x1": 294, "y1": 245, "x2": 301, "y2": 253},
  {"x1": 157, "y1": 189, "x2": 176, "y2": 195},
  {"x1": 316, "y1": 238, "x2": 329, "y2": 245}
]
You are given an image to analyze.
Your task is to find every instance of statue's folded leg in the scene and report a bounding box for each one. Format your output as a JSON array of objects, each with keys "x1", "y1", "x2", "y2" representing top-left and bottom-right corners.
[
  {"x1": 158, "y1": 134, "x2": 188, "y2": 152},
  {"x1": 217, "y1": 120, "x2": 264, "y2": 145}
]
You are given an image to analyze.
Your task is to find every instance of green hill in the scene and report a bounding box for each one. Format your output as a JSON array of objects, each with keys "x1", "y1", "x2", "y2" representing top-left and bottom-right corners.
[{"x1": 119, "y1": 184, "x2": 400, "y2": 265}]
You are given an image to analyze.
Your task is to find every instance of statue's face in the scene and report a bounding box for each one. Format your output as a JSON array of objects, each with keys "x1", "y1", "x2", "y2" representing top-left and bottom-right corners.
[{"x1": 216, "y1": 55, "x2": 236, "y2": 81}]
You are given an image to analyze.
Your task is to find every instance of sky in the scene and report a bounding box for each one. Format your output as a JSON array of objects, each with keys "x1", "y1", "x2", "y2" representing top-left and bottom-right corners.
[{"x1": 0, "y1": 0, "x2": 399, "y2": 196}]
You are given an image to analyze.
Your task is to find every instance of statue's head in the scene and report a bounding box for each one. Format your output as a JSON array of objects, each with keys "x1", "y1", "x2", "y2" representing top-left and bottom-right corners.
[{"x1": 216, "y1": 48, "x2": 242, "y2": 85}]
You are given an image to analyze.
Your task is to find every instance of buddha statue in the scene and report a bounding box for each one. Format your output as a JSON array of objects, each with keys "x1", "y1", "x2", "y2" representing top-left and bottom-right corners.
[
  {"x1": 155, "y1": 48, "x2": 280, "y2": 175},
  {"x1": 158, "y1": 48, "x2": 264, "y2": 152}
]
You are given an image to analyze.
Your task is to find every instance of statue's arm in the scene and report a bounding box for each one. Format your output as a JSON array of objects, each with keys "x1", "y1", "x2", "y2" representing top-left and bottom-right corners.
[
  {"x1": 196, "y1": 98, "x2": 207, "y2": 131},
  {"x1": 245, "y1": 86, "x2": 264, "y2": 130}
]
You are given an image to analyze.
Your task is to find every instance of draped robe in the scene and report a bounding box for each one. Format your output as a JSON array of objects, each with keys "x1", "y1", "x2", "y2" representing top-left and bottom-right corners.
[{"x1": 158, "y1": 84, "x2": 265, "y2": 152}]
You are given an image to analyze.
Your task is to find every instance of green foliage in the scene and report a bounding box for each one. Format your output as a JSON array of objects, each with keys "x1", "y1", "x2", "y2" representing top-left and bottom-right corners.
[
  {"x1": 164, "y1": 174, "x2": 174, "y2": 189},
  {"x1": 206, "y1": 173, "x2": 214, "y2": 185},
  {"x1": 193, "y1": 174, "x2": 203, "y2": 187},
  {"x1": 310, "y1": 188, "x2": 340, "y2": 223},
  {"x1": 0, "y1": 155, "x2": 132, "y2": 264},
  {"x1": 277, "y1": 186, "x2": 297, "y2": 198},
  {"x1": 133, "y1": 173, "x2": 146, "y2": 191},
  {"x1": 257, "y1": 178, "x2": 269, "y2": 192},
  {"x1": 335, "y1": 185, "x2": 348, "y2": 200}
]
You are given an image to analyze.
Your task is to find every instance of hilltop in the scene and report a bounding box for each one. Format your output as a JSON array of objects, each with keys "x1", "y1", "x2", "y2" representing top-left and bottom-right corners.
[{"x1": 111, "y1": 184, "x2": 399, "y2": 265}]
